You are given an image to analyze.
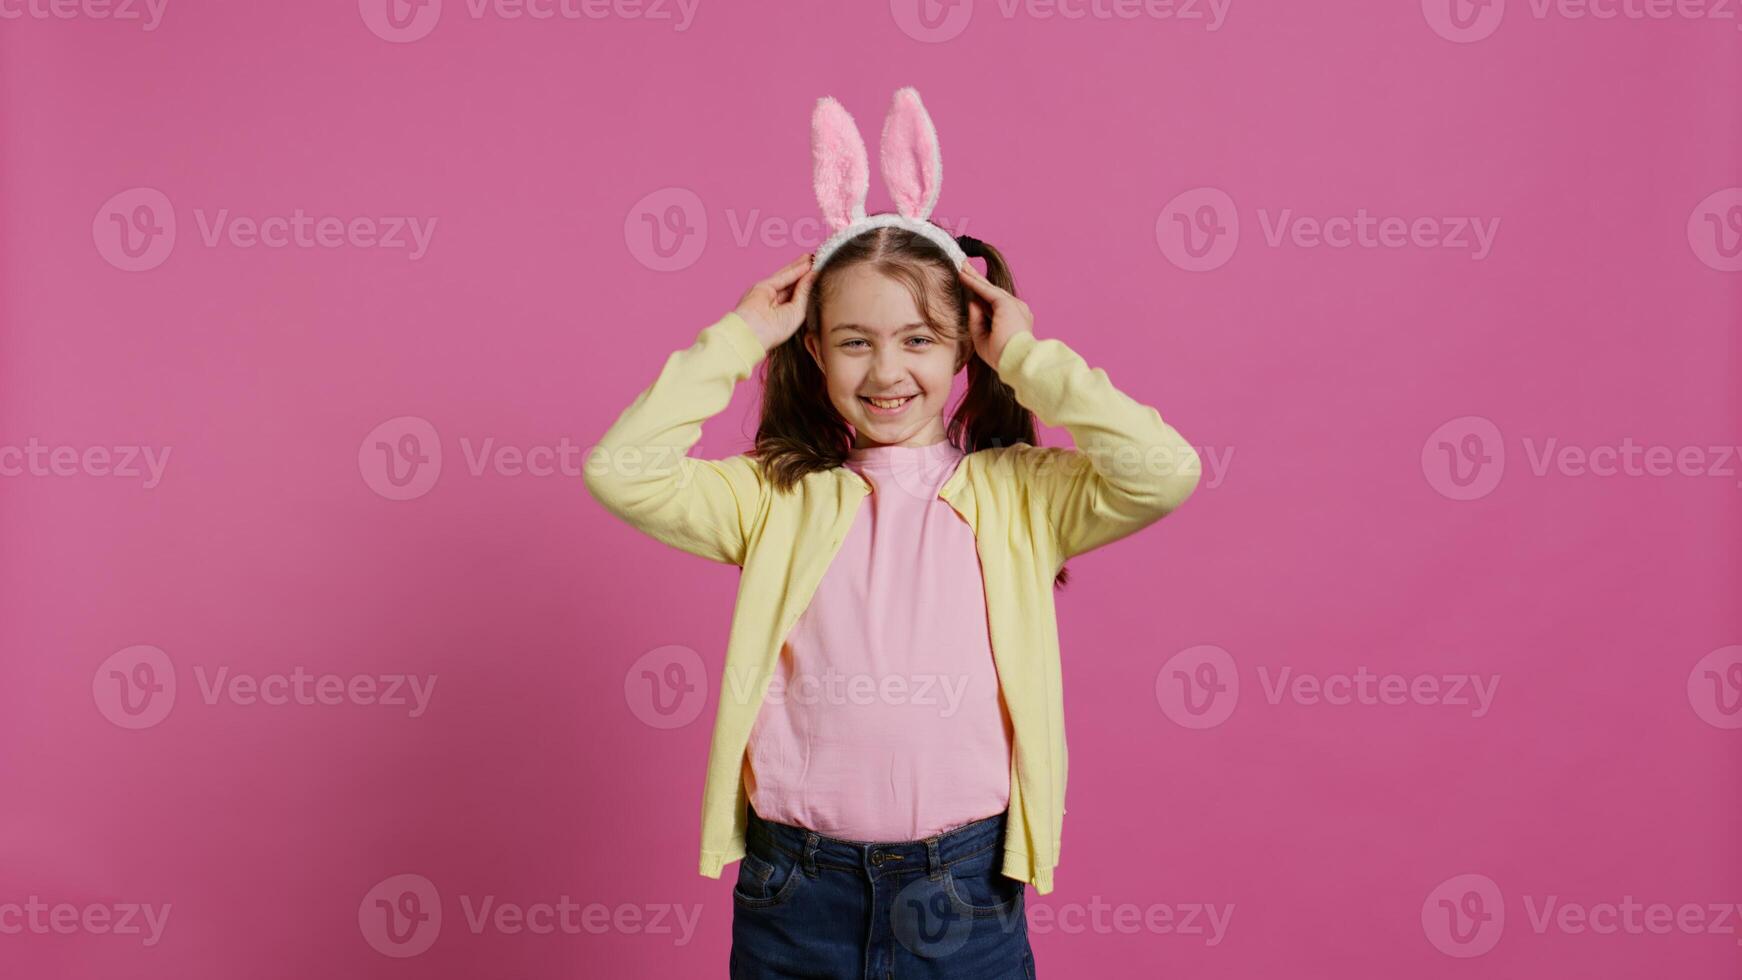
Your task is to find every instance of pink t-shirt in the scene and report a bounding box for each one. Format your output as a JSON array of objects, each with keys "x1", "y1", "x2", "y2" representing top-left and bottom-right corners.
[{"x1": 742, "y1": 439, "x2": 1014, "y2": 842}]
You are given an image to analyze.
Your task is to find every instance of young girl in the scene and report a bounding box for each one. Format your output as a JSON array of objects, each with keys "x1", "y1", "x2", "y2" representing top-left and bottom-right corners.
[{"x1": 586, "y1": 89, "x2": 1201, "y2": 979}]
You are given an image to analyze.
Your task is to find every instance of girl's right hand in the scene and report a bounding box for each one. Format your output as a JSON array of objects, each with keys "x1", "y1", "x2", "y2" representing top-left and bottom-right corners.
[{"x1": 733, "y1": 253, "x2": 816, "y2": 352}]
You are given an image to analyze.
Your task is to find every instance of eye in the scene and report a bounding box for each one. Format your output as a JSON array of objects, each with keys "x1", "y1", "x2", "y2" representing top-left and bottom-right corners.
[
  {"x1": 840, "y1": 339, "x2": 868, "y2": 349},
  {"x1": 907, "y1": 337, "x2": 935, "y2": 347}
]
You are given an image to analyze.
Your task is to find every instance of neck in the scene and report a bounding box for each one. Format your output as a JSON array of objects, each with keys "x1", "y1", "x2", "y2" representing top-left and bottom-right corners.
[{"x1": 851, "y1": 419, "x2": 949, "y2": 451}]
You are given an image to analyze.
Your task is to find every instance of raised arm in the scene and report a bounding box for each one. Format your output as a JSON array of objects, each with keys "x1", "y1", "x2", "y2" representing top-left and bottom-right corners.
[
  {"x1": 582, "y1": 313, "x2": 769, "y2": 565},
  {"x1": 996, "y1": 329, "x2": 1201, "y2": 560},
  {"x1": 582, "y1": 255, "x2": 816, "y2": 566},
  {"x1": 959, "y1": 260, "x2": 1201, "y2": 562}
]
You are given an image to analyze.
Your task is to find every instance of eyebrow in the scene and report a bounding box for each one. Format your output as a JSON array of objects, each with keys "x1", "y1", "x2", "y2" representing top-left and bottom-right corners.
[{"x1": 828, "y1": 322, "x2": 932, "y2": 336}]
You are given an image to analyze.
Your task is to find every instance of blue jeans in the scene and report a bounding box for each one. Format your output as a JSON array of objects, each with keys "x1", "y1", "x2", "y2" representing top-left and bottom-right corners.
[{"x1": 729, "y1": 802, "x2": 1037, "y2": 979}]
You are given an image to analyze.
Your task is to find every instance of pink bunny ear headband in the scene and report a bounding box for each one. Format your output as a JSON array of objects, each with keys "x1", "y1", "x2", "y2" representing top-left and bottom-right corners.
[{"x1": 810, "y1": 86, "x2": 969, "y2": 273}]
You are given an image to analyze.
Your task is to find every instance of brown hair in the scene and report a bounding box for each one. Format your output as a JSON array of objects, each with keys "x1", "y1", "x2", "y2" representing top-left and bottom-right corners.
[{"x1": 749, "y1": 225, "x2": 1070, "y2": 588}]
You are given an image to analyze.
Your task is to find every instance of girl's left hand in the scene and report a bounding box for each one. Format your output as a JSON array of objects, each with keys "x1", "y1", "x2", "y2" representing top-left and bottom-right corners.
[{"x1": 958, "y1": 259, "x2": 1033, "y2": 371}]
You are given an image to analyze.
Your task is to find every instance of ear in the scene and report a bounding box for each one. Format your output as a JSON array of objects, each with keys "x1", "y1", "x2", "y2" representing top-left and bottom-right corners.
[
  {"x1": 803, "y1": 324, "x2": 823, "y2": 372},
  {"x1": 879, "y1": 86, "x2": 944, "y2": 221},
  {"x1": 812, "y1": 96, "x2": 870, "y2": 233}
]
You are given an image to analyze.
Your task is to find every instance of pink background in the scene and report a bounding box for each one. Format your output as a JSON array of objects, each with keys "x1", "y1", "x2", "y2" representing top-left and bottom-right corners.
[{"x1": 3, "y1": 0, "x2": 1740, "y2": 976}]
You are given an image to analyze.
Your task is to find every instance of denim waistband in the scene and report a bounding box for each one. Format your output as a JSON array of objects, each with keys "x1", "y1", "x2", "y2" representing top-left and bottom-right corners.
[{"x1": 745, "y1": 803, "x2": 1009, "y2": 878}]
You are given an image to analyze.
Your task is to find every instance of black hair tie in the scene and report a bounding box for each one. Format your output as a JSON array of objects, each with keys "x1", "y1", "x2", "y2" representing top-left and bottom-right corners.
[{"x1": 956, "y1": 234, "x2": 986, "y2": 257}]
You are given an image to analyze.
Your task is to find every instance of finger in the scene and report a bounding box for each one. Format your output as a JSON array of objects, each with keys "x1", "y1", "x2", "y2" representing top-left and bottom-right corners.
[
  {"x1": 788, "y1": 266, "x2": 817, "y2": 311},
  {"x1": 967, "y1": 264, "x2": 1007, "y2": 302},
  {"x1": 958, "y1": 260, "x2": 999, "y2": 300},
  {"x1": 764, "y1": 253, "x2": 814, "y2": 290},
  {"x1": 964, "y1": 290, "x2": 986, "y2": 336}
]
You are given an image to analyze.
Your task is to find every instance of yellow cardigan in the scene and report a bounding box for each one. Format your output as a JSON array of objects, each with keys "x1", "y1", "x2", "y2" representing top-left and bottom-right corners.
[{"x1": 584, "y1": 310, "x2": 1201, "y2": 894}]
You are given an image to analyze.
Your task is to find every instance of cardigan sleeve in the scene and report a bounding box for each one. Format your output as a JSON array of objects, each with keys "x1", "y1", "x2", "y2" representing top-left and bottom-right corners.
[
  {"x1": 994, "y1": 329, "x2": 1201, "y2": 561},
  {"x1": 582, "y1": 311, "x2": 769, "y2": 566}
]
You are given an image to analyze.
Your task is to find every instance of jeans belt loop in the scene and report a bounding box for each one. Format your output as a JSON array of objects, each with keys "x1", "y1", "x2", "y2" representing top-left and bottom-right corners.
[{"x1": 802, "y1": 832, "x2": 820, "y2": 877}]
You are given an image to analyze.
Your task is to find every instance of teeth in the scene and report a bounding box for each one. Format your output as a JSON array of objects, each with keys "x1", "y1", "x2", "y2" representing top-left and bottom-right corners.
[{"x1": 867, "y1": 396, "x2": 912, "y2": 409}]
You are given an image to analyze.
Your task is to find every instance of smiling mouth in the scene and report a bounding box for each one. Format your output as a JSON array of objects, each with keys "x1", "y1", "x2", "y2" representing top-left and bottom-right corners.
[{"x1": 861, "y1": 395, "x2": 916, "y2": 412}]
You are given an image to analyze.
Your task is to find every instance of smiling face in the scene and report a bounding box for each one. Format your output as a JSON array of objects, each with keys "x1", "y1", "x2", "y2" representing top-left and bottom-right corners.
[{"x1": 804, "y1": 262, "x2": 965, "y2": 450}]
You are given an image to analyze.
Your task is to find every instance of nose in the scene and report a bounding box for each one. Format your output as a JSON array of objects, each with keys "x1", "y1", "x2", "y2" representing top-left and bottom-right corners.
[{"x1": 868, "y1": 347, "x2": 906, "y2": 386}]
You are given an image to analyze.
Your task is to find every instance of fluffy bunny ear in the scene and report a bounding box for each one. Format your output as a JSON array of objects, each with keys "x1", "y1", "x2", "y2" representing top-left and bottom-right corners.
[
  {"x1": 812, "y1": 96, "x2": 870, "y2": 233},
  {"x1": 879, "y1": 87, "x2": 944, "y2": 221}
]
